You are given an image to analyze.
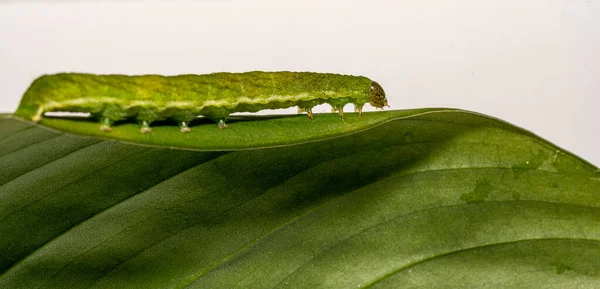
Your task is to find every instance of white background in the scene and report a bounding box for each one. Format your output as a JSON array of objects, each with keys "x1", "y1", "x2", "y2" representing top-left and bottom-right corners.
[{"x1": 0, "y1": 0, "x2": 598, "y2": 166}]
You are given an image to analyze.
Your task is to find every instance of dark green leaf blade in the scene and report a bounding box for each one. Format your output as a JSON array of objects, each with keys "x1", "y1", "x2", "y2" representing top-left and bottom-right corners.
[
  {"x1": 0, "y1": 109, "x2": 598, "y2": 289},
  {"x1": 33, "y1": 109, "x2": 437, "y2": 150}
]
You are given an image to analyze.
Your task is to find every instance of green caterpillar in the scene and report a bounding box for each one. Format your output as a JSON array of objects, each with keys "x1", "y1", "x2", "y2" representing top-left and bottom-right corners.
[{"x1": 15, "y1": 71, "x2": 388, "y2": 133}]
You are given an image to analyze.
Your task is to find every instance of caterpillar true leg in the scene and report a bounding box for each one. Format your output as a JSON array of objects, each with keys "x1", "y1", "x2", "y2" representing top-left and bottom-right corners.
[
  {"x1": 331, "y1": 105, "x2": 345, "y2": 120},
  {"x1": 298, "y1": 106, "x2": 314, "y2": 120},
  {"x1": 354, "y1": 104, "x2": 364, "y2": 117},
  {"x1": 305, "y1": 107, "x2": 314, "y2": 120},
  {"x1": 338, "y1": 107, "x2": 345, "y2": 120}
]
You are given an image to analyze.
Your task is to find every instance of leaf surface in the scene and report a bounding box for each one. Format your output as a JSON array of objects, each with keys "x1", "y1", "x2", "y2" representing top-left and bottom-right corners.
[{"x1": 0, "y1": 109, "x2": 599, "y2": 289}]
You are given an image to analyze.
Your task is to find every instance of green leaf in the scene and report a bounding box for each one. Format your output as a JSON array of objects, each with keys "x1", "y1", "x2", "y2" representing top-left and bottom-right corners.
[
  {"x1": 34, "y1": 109, "x2": 428, "y2": 150},
  {"x1": 0, "y1": 109, "x2": 599, "y2": 289}
]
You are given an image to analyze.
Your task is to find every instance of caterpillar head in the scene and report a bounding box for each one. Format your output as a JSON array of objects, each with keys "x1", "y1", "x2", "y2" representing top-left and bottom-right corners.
[{"x1": 369, "y1": 81, "x2": 388, "y2": 109}]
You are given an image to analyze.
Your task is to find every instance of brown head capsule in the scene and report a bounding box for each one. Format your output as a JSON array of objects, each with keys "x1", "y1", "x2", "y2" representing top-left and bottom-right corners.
[{"x1": 369, "y1": 81, "x2": 388, "y2": 109}]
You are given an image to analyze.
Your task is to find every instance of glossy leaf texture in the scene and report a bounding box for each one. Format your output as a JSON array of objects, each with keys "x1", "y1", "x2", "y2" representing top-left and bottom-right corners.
[
  {"x1": 0, "y1": 109, "x2": 599, "y2": 289},
  {"x1": 35, "y1": 110, "x2": 424, "y2": 150}
]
